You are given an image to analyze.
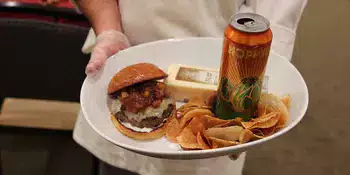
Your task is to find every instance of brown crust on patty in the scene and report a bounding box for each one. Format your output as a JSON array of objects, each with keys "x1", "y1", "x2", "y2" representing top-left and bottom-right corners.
[
  {"x1": 108, "y1": 63, "x2": 168, "y2": 95},
  {"x1": 110, "y1": 107, "x2": 176, "y2": 140}
]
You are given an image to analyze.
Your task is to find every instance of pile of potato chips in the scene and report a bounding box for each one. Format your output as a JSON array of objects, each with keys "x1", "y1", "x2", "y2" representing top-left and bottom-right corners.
[{"x1": 166, "y1": 93, "x2": 290, "y2": 150}]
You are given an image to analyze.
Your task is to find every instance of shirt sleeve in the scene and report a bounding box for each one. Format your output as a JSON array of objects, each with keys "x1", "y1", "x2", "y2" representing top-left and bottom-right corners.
[{"x1": 238, "y1": 0, "x2": 308, "y2": 61}]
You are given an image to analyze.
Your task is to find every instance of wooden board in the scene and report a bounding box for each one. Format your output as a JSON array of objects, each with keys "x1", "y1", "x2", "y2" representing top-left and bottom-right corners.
[{"x1": 0, "y1": 98, "x2": 80, "y2": 130}]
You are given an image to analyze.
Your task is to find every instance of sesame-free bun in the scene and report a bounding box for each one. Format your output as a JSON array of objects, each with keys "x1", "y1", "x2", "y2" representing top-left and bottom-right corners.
[
  {"x1": 107, "y1": 63, "x2": 168, "y2": 95},
  {"x1": 110, "y1": 108, "x2": 176, "y2": 140}
]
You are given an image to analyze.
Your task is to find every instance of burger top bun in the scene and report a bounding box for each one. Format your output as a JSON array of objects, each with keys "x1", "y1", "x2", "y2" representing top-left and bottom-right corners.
[{"x1": 107, "y1": 63, "x2": 168, "y2": 95}]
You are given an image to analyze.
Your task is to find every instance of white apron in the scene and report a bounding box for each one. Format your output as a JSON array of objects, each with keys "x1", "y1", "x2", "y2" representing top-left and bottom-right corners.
[{"x1": 75, "y1": 0, "x2": 308, "y2": 175}]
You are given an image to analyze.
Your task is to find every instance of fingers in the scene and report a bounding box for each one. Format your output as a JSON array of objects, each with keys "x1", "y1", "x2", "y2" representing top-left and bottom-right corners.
[
  {"x1": 85, "y1": 59, "x2": 104, "y2": 76},
  {"x1": 228, "y1": 152, "x2": 242, "y2": 161},
  {"x1": 85, "y1": 30, "x2": 130, "y2": 77},
  {"x1": 85, "y1": 46, "x2": 108, "y2": 76}
]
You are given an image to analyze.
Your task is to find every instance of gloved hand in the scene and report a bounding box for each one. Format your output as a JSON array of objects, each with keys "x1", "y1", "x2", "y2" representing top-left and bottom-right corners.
[
  {"x1": 228, "y1": 152, "x2": 243, "y2": 161},
  {"x1": 85, "y1": 30, "x2": 130, "y2": 76}
]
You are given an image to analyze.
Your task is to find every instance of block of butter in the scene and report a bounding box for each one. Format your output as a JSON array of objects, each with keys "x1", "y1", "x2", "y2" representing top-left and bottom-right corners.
[{"x1": 164, "y1": 64, "x2": 219, "y2": 102}]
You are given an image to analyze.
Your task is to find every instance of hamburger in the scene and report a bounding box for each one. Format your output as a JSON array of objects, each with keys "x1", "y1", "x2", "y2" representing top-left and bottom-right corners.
[{"x1": 108, "y1": 63, "x2": 176, "y2": 140}]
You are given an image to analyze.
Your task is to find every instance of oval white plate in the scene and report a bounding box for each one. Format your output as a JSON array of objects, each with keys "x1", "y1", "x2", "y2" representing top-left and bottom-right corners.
[{"x1": 80, "y1": 37, "x2": 309, "y2": 159}]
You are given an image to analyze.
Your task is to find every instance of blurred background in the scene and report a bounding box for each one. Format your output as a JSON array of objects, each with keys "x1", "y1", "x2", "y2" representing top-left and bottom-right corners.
[{"x1": 0, "y1": 0, "x2": 349, "y2": 174}]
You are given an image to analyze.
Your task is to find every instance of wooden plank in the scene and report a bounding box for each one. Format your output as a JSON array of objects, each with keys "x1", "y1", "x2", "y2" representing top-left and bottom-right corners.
[{"x1": 0, "y1": 98, "x2": 80, "y2": 130}]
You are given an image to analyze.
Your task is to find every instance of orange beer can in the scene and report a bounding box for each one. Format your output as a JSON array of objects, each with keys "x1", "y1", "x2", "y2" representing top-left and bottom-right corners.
[{"x1": 215, "y1": 13, "x2": 273, "y2": 120}]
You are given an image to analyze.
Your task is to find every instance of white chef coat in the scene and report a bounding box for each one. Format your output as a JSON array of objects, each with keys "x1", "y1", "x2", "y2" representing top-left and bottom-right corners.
[{"x1": 74, "y1": 1, "x2": 308, "y2": 175}]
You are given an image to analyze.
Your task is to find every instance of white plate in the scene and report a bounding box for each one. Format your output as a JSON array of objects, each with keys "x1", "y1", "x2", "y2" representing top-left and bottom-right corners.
[{"x1": 80, "y1": 37, "x2": 309, "y2": 159}]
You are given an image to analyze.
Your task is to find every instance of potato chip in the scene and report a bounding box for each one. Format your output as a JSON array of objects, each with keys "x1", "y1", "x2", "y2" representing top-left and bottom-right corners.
[
  {"x1": 204, "y1": 126, "x2": 244, "y2": 141},
  {"x1": 207, "y1": 137, "x2": 240, "y2": 149},
  {"x1": 179, "y1": 109, "x2": 213, "y2": 129},
  {"x1": 187, "y1": 116, "x2": 207, "y2": 135},
  {"x1": 176, "y1": 97, "x2": 207, "y2": 119},
  {"x1": 181, "y1": 146, "x2": 202, "y2": 151},
  {"x1": 257, "y1": 104, "x2": 268, "y2": 116},
  {"x1": 259, "y1": 93, "x2": 289, "y2": 126},
  {"x1": 254, "y1": 113, "x2": 280, "y2": 129},
  {"x1": 239, "y1": 129, "x2": 254, "y2": 143},
  {"x1": 241, "y1": 121, "x2": 256, "y2": 129},
  {"x1": 176, "y1": 107, "x2": 196, "y2": 119},
  {"x1": 229, "y1": 118, "x2": 244, "y2": 126},
  {"x1": 183, "y1": 96, "x2": 206, "y2": 108},
  {"x1": 168, "y1": 93, "x2": 290, "y2": 151},
  {"x1": 255, "y1": 111, "x2": 278, "y2": 120},
  {"x1": 212, "y1": 119, "x2": 241, "y2": 128},
  {"x1": 280, "y1": 95, "x2": 291, "y2": 109},
  {"x1": 276, "y1": 124, "x2": 284, "y2": 130},
  {"x1": 242, "y1": 112, "x2": 280, "y2": 129},
  {"x1": 252, "y1": 134, "x2": 264, "y2": 140},
  {"x1": 261, "y1": 125, "x2": 277, "y2": 136},
  {"x1": 197, "y1": 132, "x2": 210, "y2": 150},
  {"x1": 250, "y1": 129, "x2": 265, "y2": 140},
  {"x1": 166, "y1": 118, "x2": 182, "y2": 143},
  {"x1": 176, "y1": 127, "x2": 201, "y2": 149},
  {"x1": 203, "y1": 115, "x2": 232, "y2": 128},
  {"x1": 272, "y1": 124, "x2": 285, "y2": 133}
]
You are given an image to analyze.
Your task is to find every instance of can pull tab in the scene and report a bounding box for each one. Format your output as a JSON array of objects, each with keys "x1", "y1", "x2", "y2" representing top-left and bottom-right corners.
[
  {"x1": 230, "y1": 13, "x2": 270, "y2": 33},
  {"x1": 237, "y1": 18, "x2": 255, "y2": 27}
]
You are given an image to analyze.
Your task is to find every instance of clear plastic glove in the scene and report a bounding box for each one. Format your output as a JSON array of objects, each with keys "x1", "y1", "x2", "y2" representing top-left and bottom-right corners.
[
  {"x1": 228, "y1": 152, "x2": 243, "y2": 161},
  {"x1": 85, "y1": 30, "x2": 130, "y2": 76}
]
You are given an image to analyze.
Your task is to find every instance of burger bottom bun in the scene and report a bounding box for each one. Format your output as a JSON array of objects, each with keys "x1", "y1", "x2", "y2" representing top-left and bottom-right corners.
[{"x1": 110, "y1": 108, "x2": 176, "y2": 140}]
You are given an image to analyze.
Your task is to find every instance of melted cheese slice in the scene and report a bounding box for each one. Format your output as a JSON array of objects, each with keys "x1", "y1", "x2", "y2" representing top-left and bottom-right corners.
[
  {"x1": 163, "y1": 64, "x2": 219, "y2": 102},
  {"x1": 110, "y1": 98, "x2": 173, "y2": 122}
]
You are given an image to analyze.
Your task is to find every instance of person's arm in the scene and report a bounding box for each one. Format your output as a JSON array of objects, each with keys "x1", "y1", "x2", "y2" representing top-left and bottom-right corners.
[
  {"x1": 238, "y1": 0, "x2": 308, "y2": 60},
  {"x1": 73, "y1": 0, "x2": 130, "y2": 76},
  {"x1": 75, "y1": 0, "x2": 121, "y2": 35}
]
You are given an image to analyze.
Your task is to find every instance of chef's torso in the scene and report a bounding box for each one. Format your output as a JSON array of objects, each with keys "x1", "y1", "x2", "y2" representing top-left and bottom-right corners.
[
  {"x1": 82, "y1": 0, "x2": 302, "y2": 60},
  {"x1": 119, "y1": 0, "x2": 244, "y2": 45}
]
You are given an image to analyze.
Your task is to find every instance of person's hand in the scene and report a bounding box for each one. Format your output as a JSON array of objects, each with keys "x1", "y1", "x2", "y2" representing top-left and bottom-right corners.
[
  {"x1": 85, "y1": 30, "x2": 130, "y2": 76},
  {"x1": 228, "y1": 152, "x2": 243, "y2": 161}
]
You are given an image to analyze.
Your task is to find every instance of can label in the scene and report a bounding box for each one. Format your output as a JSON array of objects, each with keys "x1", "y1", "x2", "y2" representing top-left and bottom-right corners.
[{"x1": 215, "y1": 39, "x2": 271, "y2": 120}]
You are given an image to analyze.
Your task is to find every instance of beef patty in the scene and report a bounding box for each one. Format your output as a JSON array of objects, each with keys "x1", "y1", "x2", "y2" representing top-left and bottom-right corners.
[{"x1": 115, "y1": 104, "x2": 174, "y2": 128}]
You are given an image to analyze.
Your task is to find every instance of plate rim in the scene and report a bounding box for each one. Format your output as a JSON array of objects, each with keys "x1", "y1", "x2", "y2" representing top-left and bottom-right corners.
[{"x1": 80, "y1": 37, "x2": 309, "y2": 158}]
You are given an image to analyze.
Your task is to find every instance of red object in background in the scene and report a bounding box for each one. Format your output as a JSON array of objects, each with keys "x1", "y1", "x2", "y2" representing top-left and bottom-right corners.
[
  {"x1": 16, "y1": 0, "x2": 75, "y2": 9},
  {"x1": 57, "y1": 17, "x2": 90, "y2": 27},
  {"x1": 0, "y1": 11, "x2": 55, "y2": 22},
  {"x1": 0, "y1": 0, "x2": 90, "y2": 27}
]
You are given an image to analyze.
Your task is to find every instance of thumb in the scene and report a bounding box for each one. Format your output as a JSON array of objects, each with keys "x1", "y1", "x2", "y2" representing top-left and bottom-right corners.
[
  {"x1": 85, "y1": 46, "x2": 109, "y2": 76},
  {"x1": 85, "y1": 30, "x2": 130, "y2": 77}
]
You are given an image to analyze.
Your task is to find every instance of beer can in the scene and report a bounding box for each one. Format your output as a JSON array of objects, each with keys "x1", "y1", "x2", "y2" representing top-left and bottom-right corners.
[{"x1": 215, "y1": 13, "x2": 273, "y2": 121}]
